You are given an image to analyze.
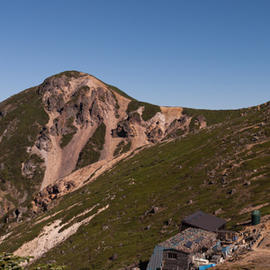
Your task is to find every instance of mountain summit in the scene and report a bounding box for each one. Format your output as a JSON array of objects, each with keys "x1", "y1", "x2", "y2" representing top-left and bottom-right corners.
[{"x1": 0, "y1": 71, "x2": 200, "y2": 218}]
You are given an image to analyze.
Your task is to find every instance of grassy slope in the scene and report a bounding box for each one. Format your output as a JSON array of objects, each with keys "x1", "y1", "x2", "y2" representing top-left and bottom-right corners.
[
  {"x1": 104, "y1": 83, "x2": 161, "y2": 121},
  {"x1": 126, "y1": 100, "x2": 161, "y2": 121},
  {"x1": 60, "y1": 117, "x2": 78, "y2": 148},
  {"x1": 113, "y1": 141, "x2": 132, "y2": 157},
  {"x1": 1, "y1": 102, "x2": 270, "y2": 269},
  {"x1": 106, "y1": 84, "x2": 134, "y2": 101},
  {"x1": 76, "y1": 122, "x2": 106, "y2": 169},
  {"x1": 0, "y1": 87, "x2": 49, "y2": 208},
  {"x1": 183, "y1": 107, "x2": 243, "y2": 125}
]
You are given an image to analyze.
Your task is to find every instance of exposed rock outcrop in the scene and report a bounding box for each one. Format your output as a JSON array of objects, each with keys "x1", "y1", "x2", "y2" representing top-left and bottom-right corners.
[{"x1": 0, "y1": 71, "x2": 207, "y2": 216}]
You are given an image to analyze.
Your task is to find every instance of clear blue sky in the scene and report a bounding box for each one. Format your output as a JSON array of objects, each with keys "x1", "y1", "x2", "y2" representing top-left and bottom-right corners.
[{"x1": 1, "y1": 0, "x2": 270, "y2": 109}]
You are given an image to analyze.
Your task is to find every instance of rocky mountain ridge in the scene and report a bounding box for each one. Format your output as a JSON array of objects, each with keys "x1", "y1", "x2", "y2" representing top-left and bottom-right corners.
[{"x1": 0, "y1": 71, "x2": 205, "y2": 219}]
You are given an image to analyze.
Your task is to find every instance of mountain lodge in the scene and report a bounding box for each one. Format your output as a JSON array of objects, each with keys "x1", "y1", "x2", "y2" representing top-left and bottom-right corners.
[{"x1": 146, "y1": 211, "x2": 234, "y2": 270}]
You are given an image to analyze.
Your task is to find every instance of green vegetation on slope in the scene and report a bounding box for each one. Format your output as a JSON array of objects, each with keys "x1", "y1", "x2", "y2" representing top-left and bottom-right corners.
[
  {"x1": 106, "y1": 84, "x2": 134, "y2": 100},
  {"x1": 127, "y1": 100, "x2": 161, "y2": 121},
  {"x1": 113, "y1": 141, "x2": 132, "y2": 156},
  {"x1": 60, "y1": 117, "x2": 78, "y2": 149},
  {"x1": 76, "y1": 122, "x2": 106, "y2": 169},
  {"x1": 60, "y1": 132, "x2": 76, "y2": 149},
  {"x1": 182, "y1": 107, "x2": 242, "y2": 126},
  {"x1": 0, "y1": 253, "x2": 65, "y2": 270},
  {"x1": 104, "y1": 83, "x2": 161, "y2": 121},
  {"x1": 2, "y1": 102, "x2": 270, "y2": 270},
  {"x1": 0, "y1": 87, "x2": 49, "y2": 206}
]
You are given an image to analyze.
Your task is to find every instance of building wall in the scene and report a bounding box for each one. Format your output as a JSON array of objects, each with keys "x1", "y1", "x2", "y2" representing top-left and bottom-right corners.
[{"x1": 162, "y1": 249, "x2": 191, "y2": 270}]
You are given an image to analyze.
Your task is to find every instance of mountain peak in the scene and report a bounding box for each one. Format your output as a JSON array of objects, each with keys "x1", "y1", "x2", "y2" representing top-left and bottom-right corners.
[{"x1": 0, "y1": 71, "x2": 243, "y2": 226}]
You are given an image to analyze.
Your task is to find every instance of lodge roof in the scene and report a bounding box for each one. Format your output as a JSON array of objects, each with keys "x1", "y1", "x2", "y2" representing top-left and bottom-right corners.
[
  {"x1": 182, "y1": 211, "x2": 226, "y2": 232},
  {"x1": 159, "y1": 227, "x2": 217, "y2": 254}
]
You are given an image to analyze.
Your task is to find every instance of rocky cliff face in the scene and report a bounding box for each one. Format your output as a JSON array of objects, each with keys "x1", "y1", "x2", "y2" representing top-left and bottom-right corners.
[{"x1": 0, "y1": 71, "x2": 207, "y2": 220}]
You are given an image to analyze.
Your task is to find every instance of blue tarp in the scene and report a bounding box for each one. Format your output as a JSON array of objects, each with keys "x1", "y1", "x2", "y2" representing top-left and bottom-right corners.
[
  {"x1": 222, "y1": 245, "x2": 232, "y2": 257},
  {"x1": 222, "y1": 246, "x2": 231, "y2": 252},
  {"x1": 212, "y1": 241, "x2": 221, "y2": 251},
  {"x1": 199, "y1": 264, "x2": 216, "y2": 270}
]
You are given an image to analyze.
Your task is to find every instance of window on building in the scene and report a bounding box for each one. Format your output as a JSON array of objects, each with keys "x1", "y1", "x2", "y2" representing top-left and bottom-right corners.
[{"x1": 168, "y1": 252, "x2": 177, "y2": 259}]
